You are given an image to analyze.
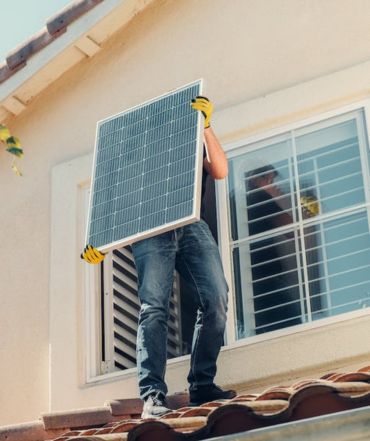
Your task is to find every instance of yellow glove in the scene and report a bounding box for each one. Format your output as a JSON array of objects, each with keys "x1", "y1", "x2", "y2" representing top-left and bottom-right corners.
[
  {"x1": 81, "y1": 245, "x2": 106, "y2": 264},
  {"x1": 300, "y1": 195, "x2": 320, "y2": 217},
  {"x1": 191, "y1": 96, "x2": 213, "y2": 129}
]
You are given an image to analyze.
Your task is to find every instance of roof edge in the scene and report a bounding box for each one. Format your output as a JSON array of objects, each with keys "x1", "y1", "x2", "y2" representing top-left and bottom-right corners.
[
  {"x1": 0, "y1": 0, "x2": 156, "y2": 121},
  {"x1": 213, "y1": 405, "x2": 370, "y2": 441}
]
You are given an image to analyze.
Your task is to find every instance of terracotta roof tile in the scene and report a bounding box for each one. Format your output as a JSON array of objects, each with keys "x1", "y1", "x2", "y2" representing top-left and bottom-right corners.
[
  {"x1": 0, "y1": 421, "x2": 66, "y2": 441},
  {"x1": 358, "y1": 365, "x2": 370, "y2": 373},
  {"x1": 2, "y1": 365, "x2": 370, "y2": 441},
  {"x1": 6, "y1": 30, "x2": 57, "y2": 71},
  {"x1": 1, "y1": 366, "x2": 369, "y2": 441},
  {"x1": 65, "y1": 365, "x2": 370, "y2": 440},
  {"x1": 42, "y1": 407, "x2": 115, "y2": 430},
  {"x1": 106, "y1": 399, "x2": 142, "y2": 417},
  {"x1": 0, "y1": 0, "x2": 103, "y2": 84},
  {"x1": 46, "y1": 0, "x2": 103, "y2": 36}
]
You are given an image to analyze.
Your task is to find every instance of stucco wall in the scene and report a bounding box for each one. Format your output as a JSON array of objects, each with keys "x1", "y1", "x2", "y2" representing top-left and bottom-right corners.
[{"x1": 1, "y1": 0, "x2": 370, "y2": 425}]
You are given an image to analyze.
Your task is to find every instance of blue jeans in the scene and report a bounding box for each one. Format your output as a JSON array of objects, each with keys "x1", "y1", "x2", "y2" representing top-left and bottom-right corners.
[{"x1": 131, "y1": 219, "x2": 228, "y2": 399}]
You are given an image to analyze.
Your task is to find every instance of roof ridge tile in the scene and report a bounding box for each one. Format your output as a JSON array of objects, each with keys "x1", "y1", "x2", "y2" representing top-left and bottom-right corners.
[
  {"x1": 46, "y1": 0, "x2": 104, "y2": 35},
  {"x1": 42, "y1": 406, "x2": 113, "y2": 430},
  {"x1": 0, "y1": 0, "x2": 103, "y2": 85}
]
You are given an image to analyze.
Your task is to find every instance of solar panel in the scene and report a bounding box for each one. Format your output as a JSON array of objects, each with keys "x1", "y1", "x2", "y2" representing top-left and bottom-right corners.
[{"x1": 86, "y1": 80, "x2": 203, "y2": 252}]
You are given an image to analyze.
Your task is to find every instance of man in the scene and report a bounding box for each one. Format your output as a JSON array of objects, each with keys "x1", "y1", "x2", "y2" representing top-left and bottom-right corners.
[
  {"x1": 246, "y1": 165, "x2": 319, "y2": 333},
  {"x1": 82, "y1": 96, "x2": 236, "y2": 418}
]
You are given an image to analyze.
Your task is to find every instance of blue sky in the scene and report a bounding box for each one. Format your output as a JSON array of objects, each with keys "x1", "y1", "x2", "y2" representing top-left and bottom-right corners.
[{"x1": 0, "y1": 0, "x2": 72, "y2": 62}]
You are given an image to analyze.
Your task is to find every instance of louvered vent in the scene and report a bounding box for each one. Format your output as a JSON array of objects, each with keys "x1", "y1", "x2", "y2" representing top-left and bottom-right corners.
[{"x1": 101, "y1": 246, "x2": 183, "y2": 372}]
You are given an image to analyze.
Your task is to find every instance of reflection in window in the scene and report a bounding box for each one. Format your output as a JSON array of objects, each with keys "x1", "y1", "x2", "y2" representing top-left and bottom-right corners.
[{"x1": 228, "y1": 110, "x2": 370, "y2": 339}]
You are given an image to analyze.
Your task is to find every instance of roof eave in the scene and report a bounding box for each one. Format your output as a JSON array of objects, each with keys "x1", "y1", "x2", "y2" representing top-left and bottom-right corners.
[{"x1": 0, "y1": 0, "x2": 155, "y2": 122}]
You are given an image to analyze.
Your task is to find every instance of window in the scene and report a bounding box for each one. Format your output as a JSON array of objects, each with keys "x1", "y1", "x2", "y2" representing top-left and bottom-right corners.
[{"x1": 227, "y1": 109, "x2": 370, "y2": 339}]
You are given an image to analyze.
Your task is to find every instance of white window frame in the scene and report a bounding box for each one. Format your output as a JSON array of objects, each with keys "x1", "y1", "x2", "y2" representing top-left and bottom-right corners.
[{"x1": 216, "y1": 99, "x2": 370, "y2": 347}]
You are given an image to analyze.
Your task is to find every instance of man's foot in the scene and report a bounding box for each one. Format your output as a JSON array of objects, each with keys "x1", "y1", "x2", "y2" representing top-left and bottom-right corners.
[
  {"x1": 141, "y1": 392, "x2": 172, "y2": 419},
  {"x1": 189, "y1": 384, "x2": 237, "y2": 406}
]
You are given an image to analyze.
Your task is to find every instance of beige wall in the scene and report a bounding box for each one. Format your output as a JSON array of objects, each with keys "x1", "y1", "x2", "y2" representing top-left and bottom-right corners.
[{"x1": 1, "y1": 0, "x2": 370, "y2": 425}]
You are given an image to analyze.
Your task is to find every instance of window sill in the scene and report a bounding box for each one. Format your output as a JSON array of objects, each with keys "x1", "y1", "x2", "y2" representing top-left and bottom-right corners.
[{"x1": 84, "y1": 308, "x2": 370, "y2": 390}]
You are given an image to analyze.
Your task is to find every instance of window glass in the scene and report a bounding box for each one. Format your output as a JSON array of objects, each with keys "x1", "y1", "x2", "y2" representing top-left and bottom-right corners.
[
  {"x1": 296, "y1": 118, "x2": 365, "y2": 214},
  {"x1": 228, "y1": 110, "x2": 370, "y2": 339}
]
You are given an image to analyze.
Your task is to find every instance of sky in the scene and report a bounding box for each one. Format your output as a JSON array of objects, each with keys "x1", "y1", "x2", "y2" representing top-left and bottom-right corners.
[{"x1": 0, "y1": 0, "x2": 73, "y2": 62}]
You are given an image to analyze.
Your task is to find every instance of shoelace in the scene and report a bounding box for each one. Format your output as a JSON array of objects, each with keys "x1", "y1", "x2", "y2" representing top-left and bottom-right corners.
[{"x1": 151, "y1": 393, "x2": 165, "y2": 406}]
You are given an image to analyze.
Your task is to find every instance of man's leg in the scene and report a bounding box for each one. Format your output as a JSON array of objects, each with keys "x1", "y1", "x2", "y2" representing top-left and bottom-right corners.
[
  {"x1": 131, "y1": 232, "x2": 176, "y2": 401},
  {"x1": 176, "y1": 220, "x2": 235, "y2": 404}
]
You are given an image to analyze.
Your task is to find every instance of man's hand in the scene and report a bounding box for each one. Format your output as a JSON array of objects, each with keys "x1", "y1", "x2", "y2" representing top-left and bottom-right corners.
[
  {"x1": 191, "y1": 96, "x2": 213, "y2": 128},
  {"x1": 81, "y1": 245, "x2": 106, "y2": 264}
]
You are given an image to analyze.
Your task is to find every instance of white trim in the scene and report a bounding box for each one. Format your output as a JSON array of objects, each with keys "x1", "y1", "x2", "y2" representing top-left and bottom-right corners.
[
  {"x1": 79, "y1": 182, "x2": 101, "y2": 379},
  {"x1": 224, "y1": 99, "x2": 370, "y2": 155},
  {"x1": 50, "y1": 152, "x2": 95, "y2": 405},
  {"x1": 358, "y1": 105, "x2": 370, "y2": 234},
  {"x1": 84, "y1": 305, "x2": 370, "y2": 385},
  {"x1": 291, "y1": 129, "x2": 313, "y2": 321},
  {"x1": 224, "y1": 306, "x2": 370, "y2": 351},
  {"x1": 101, "y1": 252, "x2": 115, "y2": 374},
  {"x1": 216, "y1": 179, "x2": 236, "y2": 344}
]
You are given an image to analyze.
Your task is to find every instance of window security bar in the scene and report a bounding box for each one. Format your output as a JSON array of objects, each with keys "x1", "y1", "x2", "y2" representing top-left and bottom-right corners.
[
  {"x1": 320, "y1": 214, "x2": 365, "y2": 233},
  {"x1": 296, "y1": 171, "x2": 362, "y2": 195},
  {"x1": 302, "y1": 226, "x2": 367, "y2": 248},
  {"x1": 309, "y1": 246, "x2": 370, "y2": 270},
  {"x1": 254, "y1": 297, "x2": 303, "y2": 315},
  {"x1": 246, "y1": 261, "x2": 370, "y2": 323},
  {"x1": 245, "y1": 182, "x2": 363, "y2": 216},
  {"x1": 306, "y1": 279, "x2": 370, "y2": 301},
  {"x1": 251, "y1": 250, "x2": 297, "y2": 269},
  {"x1": 311, "y1": 296, "x2": 370, "y2": 317},
  {"x1": 246, "y1": 207, "x2": 294, "y2": 224},
  {"x1": 231, "y1": 204, "x2": 369, "y2": 248},
  {"x1": 255, "y1": 313, "x2": 305, "y2": 332},
  {"x1": 301, "y1": 262, "x2": 370, "y2": 287},
  {"x1": 251, "y1": 266, "x2": 301, "y2": 284},
  {"x1": 249, "y1": 234, "x2": 296, "y2": 252},
  {"x1": 318, "y1": 186, "x2": 364, "y2": 203},
  {"x1": 299, "y1": 241, "x2": 370, "y2": 269},
  {"x1": 252, "y1": 282, "x2": 301, "y2": 300},
  {"x1": 297, "y1": 139, "x2": 358, "y2": 165},
  {"x1": 250, "y1": 251, "x2": 370, "y2": 291}
]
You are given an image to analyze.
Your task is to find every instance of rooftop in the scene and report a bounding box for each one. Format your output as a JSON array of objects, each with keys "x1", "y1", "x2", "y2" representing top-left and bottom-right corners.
[{"x1": 1, "y1": 365, "x2": 369, "y2": 441}]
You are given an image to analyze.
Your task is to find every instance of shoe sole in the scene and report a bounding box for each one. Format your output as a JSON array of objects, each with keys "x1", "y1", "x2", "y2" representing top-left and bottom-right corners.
[
  {"x1": 189, "y1": 393, "x2": 237, "y2": 407},
  {"x1": 141, "y1": 409, "x2": 172, "y2": 419}
]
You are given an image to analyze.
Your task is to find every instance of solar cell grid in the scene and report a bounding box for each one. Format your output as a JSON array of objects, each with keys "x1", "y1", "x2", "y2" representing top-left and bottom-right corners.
[{"x1": 87, "y1": 81, "x2": 203, "y2": 251}]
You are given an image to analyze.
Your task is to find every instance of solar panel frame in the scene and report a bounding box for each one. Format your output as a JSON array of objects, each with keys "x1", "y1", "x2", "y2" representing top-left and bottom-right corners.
[{"x1": 86, "y1": 79, "x2": 204, "y2": 253}]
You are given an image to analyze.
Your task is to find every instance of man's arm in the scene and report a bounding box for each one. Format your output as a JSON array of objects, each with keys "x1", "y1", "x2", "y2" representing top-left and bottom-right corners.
[{"x1": 203, "y1": 127, "x2": 228, "y2": 179}]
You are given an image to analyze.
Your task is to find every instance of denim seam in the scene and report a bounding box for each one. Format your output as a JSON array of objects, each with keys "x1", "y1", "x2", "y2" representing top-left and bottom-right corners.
[
  {"x1": 197, "y1": 220, "x2": 216, "y2": 245},
  {"x1": 179, "y1": 255, "x2": 205, "y2": 387}
]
